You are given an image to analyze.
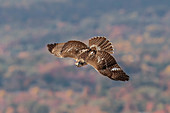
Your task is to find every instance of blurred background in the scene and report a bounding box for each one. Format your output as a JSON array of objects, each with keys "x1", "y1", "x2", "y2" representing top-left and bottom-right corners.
[{"x1": 0, "y1": 0, "x2": 170, "y2": 113}]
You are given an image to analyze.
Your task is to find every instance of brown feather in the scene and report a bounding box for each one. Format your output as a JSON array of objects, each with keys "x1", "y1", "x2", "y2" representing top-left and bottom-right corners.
[
  {"x1": 86, "y1": 51, "x2": 129, "y2": 81},
  {"x1": 47, "y1": 37, "x2": 129, "y2": 81},
  {"x1": 47, "y1": 43, "x2": 57, "y2": 53},
  {"x1": 60, "y1": 40, "x2": 88, "y2": 59},
  {"x1": 47, "y1": 43, "x2": 65, "y2": 57},
  {"x1": 89, "y1": 36, "x2": 114, "y2": 54},
  {"x1": 100, "y1": 40, "x2": 109, "y2": 48}
]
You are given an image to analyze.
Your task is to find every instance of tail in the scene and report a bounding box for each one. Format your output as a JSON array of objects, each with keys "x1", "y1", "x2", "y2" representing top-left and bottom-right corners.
[
  {"x1": 47, "y1": 43, "x2": 65, "y2": 57},
  {"x1": 89, "y1": 36, "x2": 114, "y2": 54}
]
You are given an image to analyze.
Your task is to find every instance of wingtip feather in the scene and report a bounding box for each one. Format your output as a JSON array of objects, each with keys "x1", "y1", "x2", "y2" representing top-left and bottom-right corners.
[{"x1": 47, "y1": 43, "x2": 56, "y2": 53}]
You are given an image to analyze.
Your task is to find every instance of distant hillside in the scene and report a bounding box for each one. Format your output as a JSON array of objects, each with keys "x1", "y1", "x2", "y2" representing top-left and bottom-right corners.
[{"x1": 0, "y1": 0, "x2": 170, "y2": 112}]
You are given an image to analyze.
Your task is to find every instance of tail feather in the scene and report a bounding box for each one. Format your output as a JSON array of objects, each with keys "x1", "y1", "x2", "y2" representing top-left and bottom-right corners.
[
  {"x1": 100, "y1": 40, "x2": 109, "y2": 48},
  {"x1": 104, "y1": 47, "x2": 114, "y2": 53},
  {"x1": 98, "y1": 38, "x2": 107, "y2": 47},
  {"x1": 89, "y1": 36, "x2": 114, "y2": 54},
  {"x1": 102, "y1": 43, "x2": 112, "y2": 49},
  {"x1": 95, "y1": 37, "x2": 105, "y2": 46}
]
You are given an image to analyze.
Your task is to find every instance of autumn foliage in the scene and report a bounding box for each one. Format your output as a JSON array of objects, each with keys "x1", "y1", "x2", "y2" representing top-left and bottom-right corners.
[{"x1": 0, "y1": 0, "x2": 170, "y2": 113}]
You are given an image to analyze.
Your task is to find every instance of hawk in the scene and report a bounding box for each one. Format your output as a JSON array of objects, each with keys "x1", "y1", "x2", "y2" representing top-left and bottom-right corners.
[{"x1": 47, "y1": 36, "x2": 129, "y2": 81}]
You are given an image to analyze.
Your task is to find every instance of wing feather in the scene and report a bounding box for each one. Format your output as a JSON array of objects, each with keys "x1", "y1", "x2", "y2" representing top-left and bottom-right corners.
[
  {"x1": 47, "y1": 43, "x2": 65, "y2": 57},
  {"x1": 86, "y1": 51, "x2": 129, "y2": 81},
  {"x1": 47, "y1": 37, "x2": 129, "y2": 81},
  {"x1": 47, "y1": 40, "x2": 88, "y2": 59}
]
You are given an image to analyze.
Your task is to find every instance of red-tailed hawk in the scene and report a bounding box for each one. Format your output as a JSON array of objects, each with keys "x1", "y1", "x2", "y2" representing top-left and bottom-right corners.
[{"x1": 47, "y1": 36, "x2": 129, "y2": 81}]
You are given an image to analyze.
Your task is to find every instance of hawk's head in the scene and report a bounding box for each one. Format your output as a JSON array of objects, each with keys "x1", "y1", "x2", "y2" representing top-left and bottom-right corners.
[{"x1": 75, "y1": 59, "x2": 87, "y2": 67}]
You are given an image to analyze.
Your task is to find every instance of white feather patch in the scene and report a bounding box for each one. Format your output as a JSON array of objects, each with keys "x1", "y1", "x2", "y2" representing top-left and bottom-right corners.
[
  {"x1": 111, "y1": 67, "x2": 121, "y2": 71},
  {"x1": 67, "y1": 47, "x2": 73, "y2": 52},
  {"x1": 90, "y1": 45, "x2": 101, "y2": 50},
  {"x1": 81, "y1": 49, "x2": 88, "y2": 53},
  {"x1": 89, "y1": 51, "x2": 94, "y2": 55}
]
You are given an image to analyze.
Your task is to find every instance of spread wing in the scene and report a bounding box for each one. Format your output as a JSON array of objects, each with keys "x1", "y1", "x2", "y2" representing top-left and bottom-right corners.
[
  {"x1": 86, "y1": 51, "x2": 129, "y2": 81},
  {"x1": 89, "y1": 36, "x2": 114, "y2": 54},
  {"x1": 47, "y1": 40, "x2": 88, "y2": 59}
]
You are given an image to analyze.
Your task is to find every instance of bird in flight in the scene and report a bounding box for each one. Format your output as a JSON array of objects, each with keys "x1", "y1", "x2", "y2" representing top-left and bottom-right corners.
[{"x1": 47, "y1": 36, "x2": 129, "y2": 81}]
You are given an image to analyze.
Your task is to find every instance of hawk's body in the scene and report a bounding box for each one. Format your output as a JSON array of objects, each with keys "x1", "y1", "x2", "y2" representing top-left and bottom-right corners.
[{"x1": 47, "y1": 36, "x2": 129, "y2": 81}]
